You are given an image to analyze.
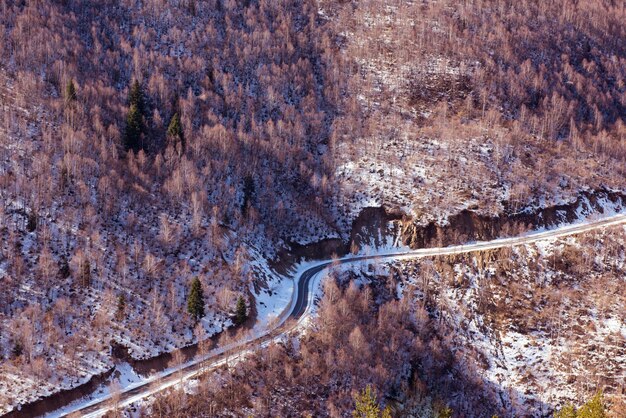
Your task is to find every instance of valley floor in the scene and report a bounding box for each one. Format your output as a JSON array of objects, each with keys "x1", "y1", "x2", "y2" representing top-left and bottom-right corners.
[{"x1": 29, "y1": 212, "x2": 626, "y2": 418}]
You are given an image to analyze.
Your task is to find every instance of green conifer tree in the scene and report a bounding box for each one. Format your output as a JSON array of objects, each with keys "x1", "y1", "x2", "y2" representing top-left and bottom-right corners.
[
  {"x1": 554, "y1": 391, "x2": 607, "y2": 418},
  {"x1": 235, "y1": 295, "x2": 247, "y2": 326},
  {"x1": 65, "y1": 80, "x2": 77, "y2": 103},
  {"x1": 124, "y1": 104, "x2": 143, "y2": 151},
  {"x1": 438, "y1": 407, "x2": 454, "y2": 418},
  {"x1": 128, "y1": 80, "x2": 145, "y2": 115},
  {"x1": 353, "y1": 385, "x2": 391, "y2": 418},
  {"x1": 576, "y1": 392, "x2": 606, "y2": 418},
  {"x1": 167, "y1": 112, "x2": 185, "y2": 150},
  {"x1": 187, "y1": 277, "x2": 205, "y2": 322},
  {"x1": 124, "y1": 80, "x2": 147, "y2": 151},
  {"x1": 554, "y1": 404, "x2": 577, "y2": 418}
]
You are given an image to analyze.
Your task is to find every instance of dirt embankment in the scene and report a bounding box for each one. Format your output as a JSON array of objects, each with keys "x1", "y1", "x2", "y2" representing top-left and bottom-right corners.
[
  {"x1": 277, "y1": 189, "x2": 625, "y2": 267},
  {"x1": 272, "y1": 189, "x2": 626, "y2": 273},
  {"x1": 399, "y1": 189, "x2": 625, "y2": 249},
  {"x1": 3, "y1": 368, "x2": 114, "y2": 418},
  {"x1": 273, "y1": 207, "x2": 405, "y2": 273}
]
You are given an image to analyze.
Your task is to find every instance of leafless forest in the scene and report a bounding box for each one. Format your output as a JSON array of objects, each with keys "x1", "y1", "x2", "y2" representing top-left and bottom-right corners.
[
  {"x1": 146, "y1": 225, "x2": 626, "y2": 417},
  {"x1": 0, "y1": 0, "x2": 624, "y2": 416}
]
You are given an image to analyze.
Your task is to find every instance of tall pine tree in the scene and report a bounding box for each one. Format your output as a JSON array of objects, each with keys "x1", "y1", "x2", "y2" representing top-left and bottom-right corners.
[
  {"x1": 235, "y1": 295, "x2": 247, "y2": 326},
  {"x1": 124, "y1": 104, "x2": 143, "y2": 151},
  {"x1": 124, "y1": 80, "x2": 147, "y2": 151},
  {"x1": 575, "y1": 391, "x2": 607, "y2": 418},
  {"x1": 128, "y1": 80, "x2": 145, "y2": 115},
  {"x1": 167, "y1": 112, "x2": 185, "y2": 151},
  {"x1": 187, "y1": 277, "x2": 205, "y2": 322}
]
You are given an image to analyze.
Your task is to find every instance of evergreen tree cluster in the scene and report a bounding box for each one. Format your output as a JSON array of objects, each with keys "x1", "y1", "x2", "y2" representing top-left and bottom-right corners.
[
  {"x1": 352, "y1": 385, "x2": 392, "y2": 418},
  {"x1": 124, "y1": 81, "x2": 186, "y2": 154},
  {"x1": 124, "y1": 80, "x2": 147, "y2": 152},
  {"x1": 554, "y1": 392, "x2": 607, "y2": 418}
]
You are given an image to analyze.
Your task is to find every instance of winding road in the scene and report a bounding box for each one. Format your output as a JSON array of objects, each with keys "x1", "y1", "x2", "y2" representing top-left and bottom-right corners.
[{"x1": 45, "y1": 212, "x2": 626, "y2": 417}]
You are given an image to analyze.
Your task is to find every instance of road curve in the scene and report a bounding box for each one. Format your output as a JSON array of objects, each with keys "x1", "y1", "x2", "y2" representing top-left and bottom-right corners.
[{"x1": 51, "y1": 213, "x2": 626, "y2": 417}]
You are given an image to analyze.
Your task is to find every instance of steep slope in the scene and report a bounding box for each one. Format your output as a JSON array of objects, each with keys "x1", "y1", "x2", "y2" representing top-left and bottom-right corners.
[
  {"x1": 0, "y1": 0, "x2": 342, "y2": 413},
  {"x1": 1, "y1": 0, "x2": 625, "y2": 415}
]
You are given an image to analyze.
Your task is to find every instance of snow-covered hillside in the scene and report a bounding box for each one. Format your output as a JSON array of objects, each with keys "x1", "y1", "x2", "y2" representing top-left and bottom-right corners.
[{"x1": 328, "y1": 225, "x2": 626, "y2": 416}]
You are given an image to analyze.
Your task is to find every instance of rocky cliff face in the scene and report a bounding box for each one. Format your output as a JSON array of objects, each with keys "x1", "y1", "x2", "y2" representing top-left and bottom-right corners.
[
  {"x1": 398, "y1": 189, "x2": 626, "y2": 249},
  {"x1": 278, "y1": 189, "x2": 625, "y2": 267}
]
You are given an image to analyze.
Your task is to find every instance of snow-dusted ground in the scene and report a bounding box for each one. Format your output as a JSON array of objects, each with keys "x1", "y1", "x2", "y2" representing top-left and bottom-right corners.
[
  {"x1": 327, "y1": 0, "x2": 625, "y2": 238},
  {"x1": 3, "y1": 16, "x2": 625, "y2": 414},
  {"x1": 390, "y1": 227, "x2": 626, "y2": 415},
  {"x1": 247, "y1": 250, "x2": 295, "y2": 330},
  {"x1": 302, "y1": 212, "x2": 626, "y2": 415},
  {"x1": 38, "y1": 211, "x2": 626, "y2": 418},
  {"x1": 39, "y1": 253, "x2": 297, "y2": 417},
  {"x1": 3, "y1": 191, "x2": 625, "y2": 417}
]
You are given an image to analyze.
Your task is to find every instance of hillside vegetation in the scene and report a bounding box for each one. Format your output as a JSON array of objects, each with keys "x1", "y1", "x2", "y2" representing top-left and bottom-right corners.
[
  {"x1": 1, "y1": 0, "x2": 342, "y2": 411},
  {"x1": 329, "y1": 0, "x2": 626, "y2": 220},
  {"x1": 146, "y1": 225, "x2": 626, "y2": 417},
  {"x1": 0, "y1": 0, "x2": 624, "y2": 415}
]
